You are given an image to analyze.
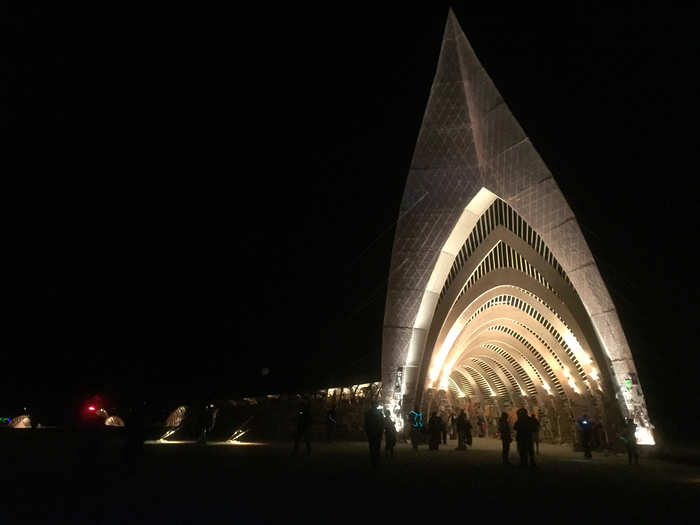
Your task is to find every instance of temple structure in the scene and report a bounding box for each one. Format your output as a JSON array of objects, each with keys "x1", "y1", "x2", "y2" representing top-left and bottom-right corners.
[{"x1": 381, "y1": 9, "x2": 654, "y2": 444}]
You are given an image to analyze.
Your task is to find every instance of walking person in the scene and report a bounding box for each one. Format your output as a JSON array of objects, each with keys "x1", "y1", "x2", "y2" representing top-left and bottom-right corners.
[
  {"x1": 498, "y1": 412, "x2": 512, "y2": 465},
  {"x1": 477, "y1": 414, "x2": 486, "y2": 438},
  {"x1": 408, "y1": 408, "x2": 423, "y2": 451},
  {"x1": 364, "y1": 400, "x2": 385, "y2": 468},
  {"x1": 384, "y1": 410, "x2": 397, "y2": 459},
  {"x1": 449, "y1": 411, "x2": 457, "y2": 440},
  {"x1": 326, "y1": 404, "x2": 337, "y2": 443},
  {"x1": 428, "y1": 412, "x2": 443, "y2": 451},
  {"x1": 576, "y1": 414, "x2": 593, "y2": 459},
  {"x1": 204, "y1": 403, "x2": 217, "y2": 443},
  {"x1": 440, "y1": 412, "x2": 448, "y2": 445},
  {"x1": 591, "y1": 420, "x2": 602, "y2": 451},
  {"x1": 513, "y1": 408, "x2": 536, "y2": 468},
  {"x1": 292, "y1": 397, "x2": 312, "y2": 456},
  {"x1": 623, "y1": 418, "x2": 639, "y2": 465},
  {"x1": 530, "y1": 411, "x2": 541, "y2": 455},
  {"x1": 465, "y1": 412, "x2": 473, "y2": 448},
  {"x1": 455, "y1": 409, "x2": 471, "y2": 450}
]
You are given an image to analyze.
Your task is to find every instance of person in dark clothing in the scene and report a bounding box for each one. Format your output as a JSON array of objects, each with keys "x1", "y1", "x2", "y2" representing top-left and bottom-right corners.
[
  {"x1": 73, "y1": 395, "x2": 106, "y2": 480},
  {"x1": 577, "y1": 414, "x2": 593, "y2": 459},
  {"x1": 477, "y1": 414, "x2": 486, "y2": 437},
  {"x1": 203, "y1": 404, "x2": 216, "y2": 443},
  {"x1": 513, "y1": 408, "x2": 536, "y2": 468},
  {"x1": 440, "y1": 412, "x2": 448, "y2": 444},
  {"x1": 455, "y1": 409, "x2": 471, "y2": 450},
  {"x1": 530, "y1": 411, "x2": 541, "y2": 455},
  {"x1": 364, "y1": 401, "x2": 385, "y2": 467},
  {"x1": 428, "y1": 412, "x2": 443, "y2": 451},
  {"x1": 498, "y1": 412, "x2": 512, "y2": 465},
  {"x1": 292, "y1": 398, "x2": 312, "y2": 456},
  {"x1": 193, "y1": 404, "x2": 210, "y2": 444},
  {"x1": 449, "y1": 411, "x2": 457, "y2": 440},
  {"x1": 590, "y1": 420, "x2": 602, "y2": 451},
  {"x1": 384, "y1": 409, "x2": 397, "y2": 458},
  {"x1": 326, "y1": 405, "x2": 337, "y2": 443},
  {"x1": 623, "y1": 418, "x2": 639, "y2": 465},
  {"x1": 408, "y1": 408, "x2": 423, "y2": 451}
]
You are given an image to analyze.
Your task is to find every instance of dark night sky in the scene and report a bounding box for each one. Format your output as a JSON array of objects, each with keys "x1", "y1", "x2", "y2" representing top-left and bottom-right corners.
[{"x1": 3, "y1": 3, "x2": 699, "y2": 442}]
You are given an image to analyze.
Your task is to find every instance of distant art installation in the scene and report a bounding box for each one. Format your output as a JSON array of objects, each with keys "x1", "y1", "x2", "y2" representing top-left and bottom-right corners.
[
  {"x1": 9, "y1": 415, "x2": 32, "y2": 428},
  {"x1": 381, "y1": 9, "x2": 653, "y2": 444}
]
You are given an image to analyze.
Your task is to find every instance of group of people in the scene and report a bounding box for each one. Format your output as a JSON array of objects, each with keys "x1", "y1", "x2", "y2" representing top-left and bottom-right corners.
[
  {"x1": 577, "y1": 413, "x2": 639, "y2": 465},
  {"x1": 294, "y1": 398, "x2": 642, "y2": 468},
  {"x1": 498, "y1": 408, "x2": 540, "y2": 467},
  {"x1": 417, "y1": 409, "x2": 474, "y2": 451},
  {"x1": 364, "y1": 400, "x2": 397, "y2": 467},
  {"x1": 404, "y1": 406, "x2": 543, "y2": 467}
]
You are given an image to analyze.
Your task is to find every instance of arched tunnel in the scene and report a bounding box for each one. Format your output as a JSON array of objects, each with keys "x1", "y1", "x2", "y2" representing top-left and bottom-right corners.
[
  {"x1": 414, "y1": 197, "x2": 627, "y2": 444},
  {"x1": 384, "y1": 193, "x2": 653, "y2": 446}
]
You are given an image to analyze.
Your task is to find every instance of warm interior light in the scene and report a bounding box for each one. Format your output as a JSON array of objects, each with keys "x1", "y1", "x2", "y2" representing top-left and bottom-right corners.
[
  {"x1": 87, "y1": 406, "x2": 96, "y2": 412},
  {"x1": 635, "y1": 425, "x2": 655, "y2": 445}
]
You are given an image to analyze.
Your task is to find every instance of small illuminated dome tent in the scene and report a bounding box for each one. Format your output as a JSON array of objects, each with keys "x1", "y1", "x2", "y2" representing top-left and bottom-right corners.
[
  {"x1": 105, "y1": 416, "x2": 125, "y2": 427},
  {"x1": 159, "y1": 406, "x2": 188, "y2": 440},
  {"x1": 164, "y1": 406, "x2": 188, "y2": 428},
  {"x1": 9, "y1": 415, "x2": 31, "y2": 428},
  {"x1": 382, "y1": 9, "x2": 653, "y2": 445}
]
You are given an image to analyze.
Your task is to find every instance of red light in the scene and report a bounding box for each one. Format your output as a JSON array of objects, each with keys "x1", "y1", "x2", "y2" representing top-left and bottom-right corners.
[{"x1": 88, "y1": 405, "x2": 96, "y2": 412}]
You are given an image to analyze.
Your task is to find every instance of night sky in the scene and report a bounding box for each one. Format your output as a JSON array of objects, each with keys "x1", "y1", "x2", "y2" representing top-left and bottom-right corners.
[{"x1": 4, "y1": 4, "x2": 699, "y2": 442}]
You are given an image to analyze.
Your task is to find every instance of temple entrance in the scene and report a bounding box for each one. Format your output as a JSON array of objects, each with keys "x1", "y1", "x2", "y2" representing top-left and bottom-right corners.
[{"x1": 382, "y1": 9, "x2": 654, "y2": 446}]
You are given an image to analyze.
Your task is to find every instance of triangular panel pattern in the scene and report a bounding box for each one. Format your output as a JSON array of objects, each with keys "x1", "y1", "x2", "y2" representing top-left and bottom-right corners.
[{"x1": 382, "y1": 9, "x2": 651, "y2": 439}]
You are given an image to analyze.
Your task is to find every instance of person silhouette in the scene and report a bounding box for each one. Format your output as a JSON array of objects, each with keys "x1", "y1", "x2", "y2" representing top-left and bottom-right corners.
[
  {"x1": 455, "y1": 409, "x2": 470, "y2": 451},
  {"x1": 408, "y1": 408, "x2": 423, "y2": 451},
  {"x1": 449, "y1": 411, "x2": 457, "y2": 440},
  {"x1": 624, "y1": 418, "x2": 639, "y2": 465},
  {"x1": 428, "y1": 412, "x2": 443, "y2": 451},
  {"x1": 498, "y1": 412, "x2": 512, "y2": 465},
  {"x1": 292, "y1": 398, "x2": 312, "y2": 456},
  {"x1": 326, "y1": 405, "x2": 337, "y2": 443},
  {"x1": 577, "y1": 414, "x2": 593, "y2": 459},
  {"x1": 530, "y1": 411, "x2": 541, "y2": 455},
  {"x1": 477, "y1": 414, "x2": 486, "y2": 438},
  {"x1": 384, "y1": 409, "x2": 397, "y2": 459},
  {"x1": 440, "y1": 411, "x2": 448, "y2": 444},
  {"x1": 364, "y1": 401, "x2": 385, "y2": 467},
  {"x1": 513, "y1": 408, "x2": 536, "y2": 468}
]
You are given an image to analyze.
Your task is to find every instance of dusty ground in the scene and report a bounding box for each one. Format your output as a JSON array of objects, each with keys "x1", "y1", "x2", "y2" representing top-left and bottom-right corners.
[{"x1": 3, "y1": 432, "x2": 697, "y2": 523}]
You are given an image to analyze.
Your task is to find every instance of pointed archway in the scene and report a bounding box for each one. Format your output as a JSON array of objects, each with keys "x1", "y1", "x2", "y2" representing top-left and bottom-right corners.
[{"x1": 381, "y1": 9, "x2": 653, "y2": 445}]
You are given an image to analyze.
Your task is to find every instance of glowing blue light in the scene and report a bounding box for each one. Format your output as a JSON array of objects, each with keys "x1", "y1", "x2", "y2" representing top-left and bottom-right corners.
[{"x1": 409, "y1": 410, "x2": 423, "y2": 428}]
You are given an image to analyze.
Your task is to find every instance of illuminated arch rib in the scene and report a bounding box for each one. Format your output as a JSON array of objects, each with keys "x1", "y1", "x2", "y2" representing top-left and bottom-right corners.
[
  {"x1": 475, "y1": 354, "x2": 527, "y2": 396},
  {"x1": 456, "y1": 240, "x2": 560, "y2": 302},
  {"x1": 462, "y1": 364, "x2": 497, "y2": 397},
  {"x1": 482, "y1": 343, "x2": 538, "y2": 397},
  {"x1": 487, "y1": 326, "x2": 563, "y2": 392},
  {"x1": 469, "y1": 357, "x2": 508, "y2": 397},
  {"x1": 449, "y1": 369, "x2": 477, "y2": 397},
  {"x1": 440, "y1": 198, "x2": 572, "y2": 304},
  {"x1": 438, "y1": 287, "x2": 587, "y2": 396}
]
